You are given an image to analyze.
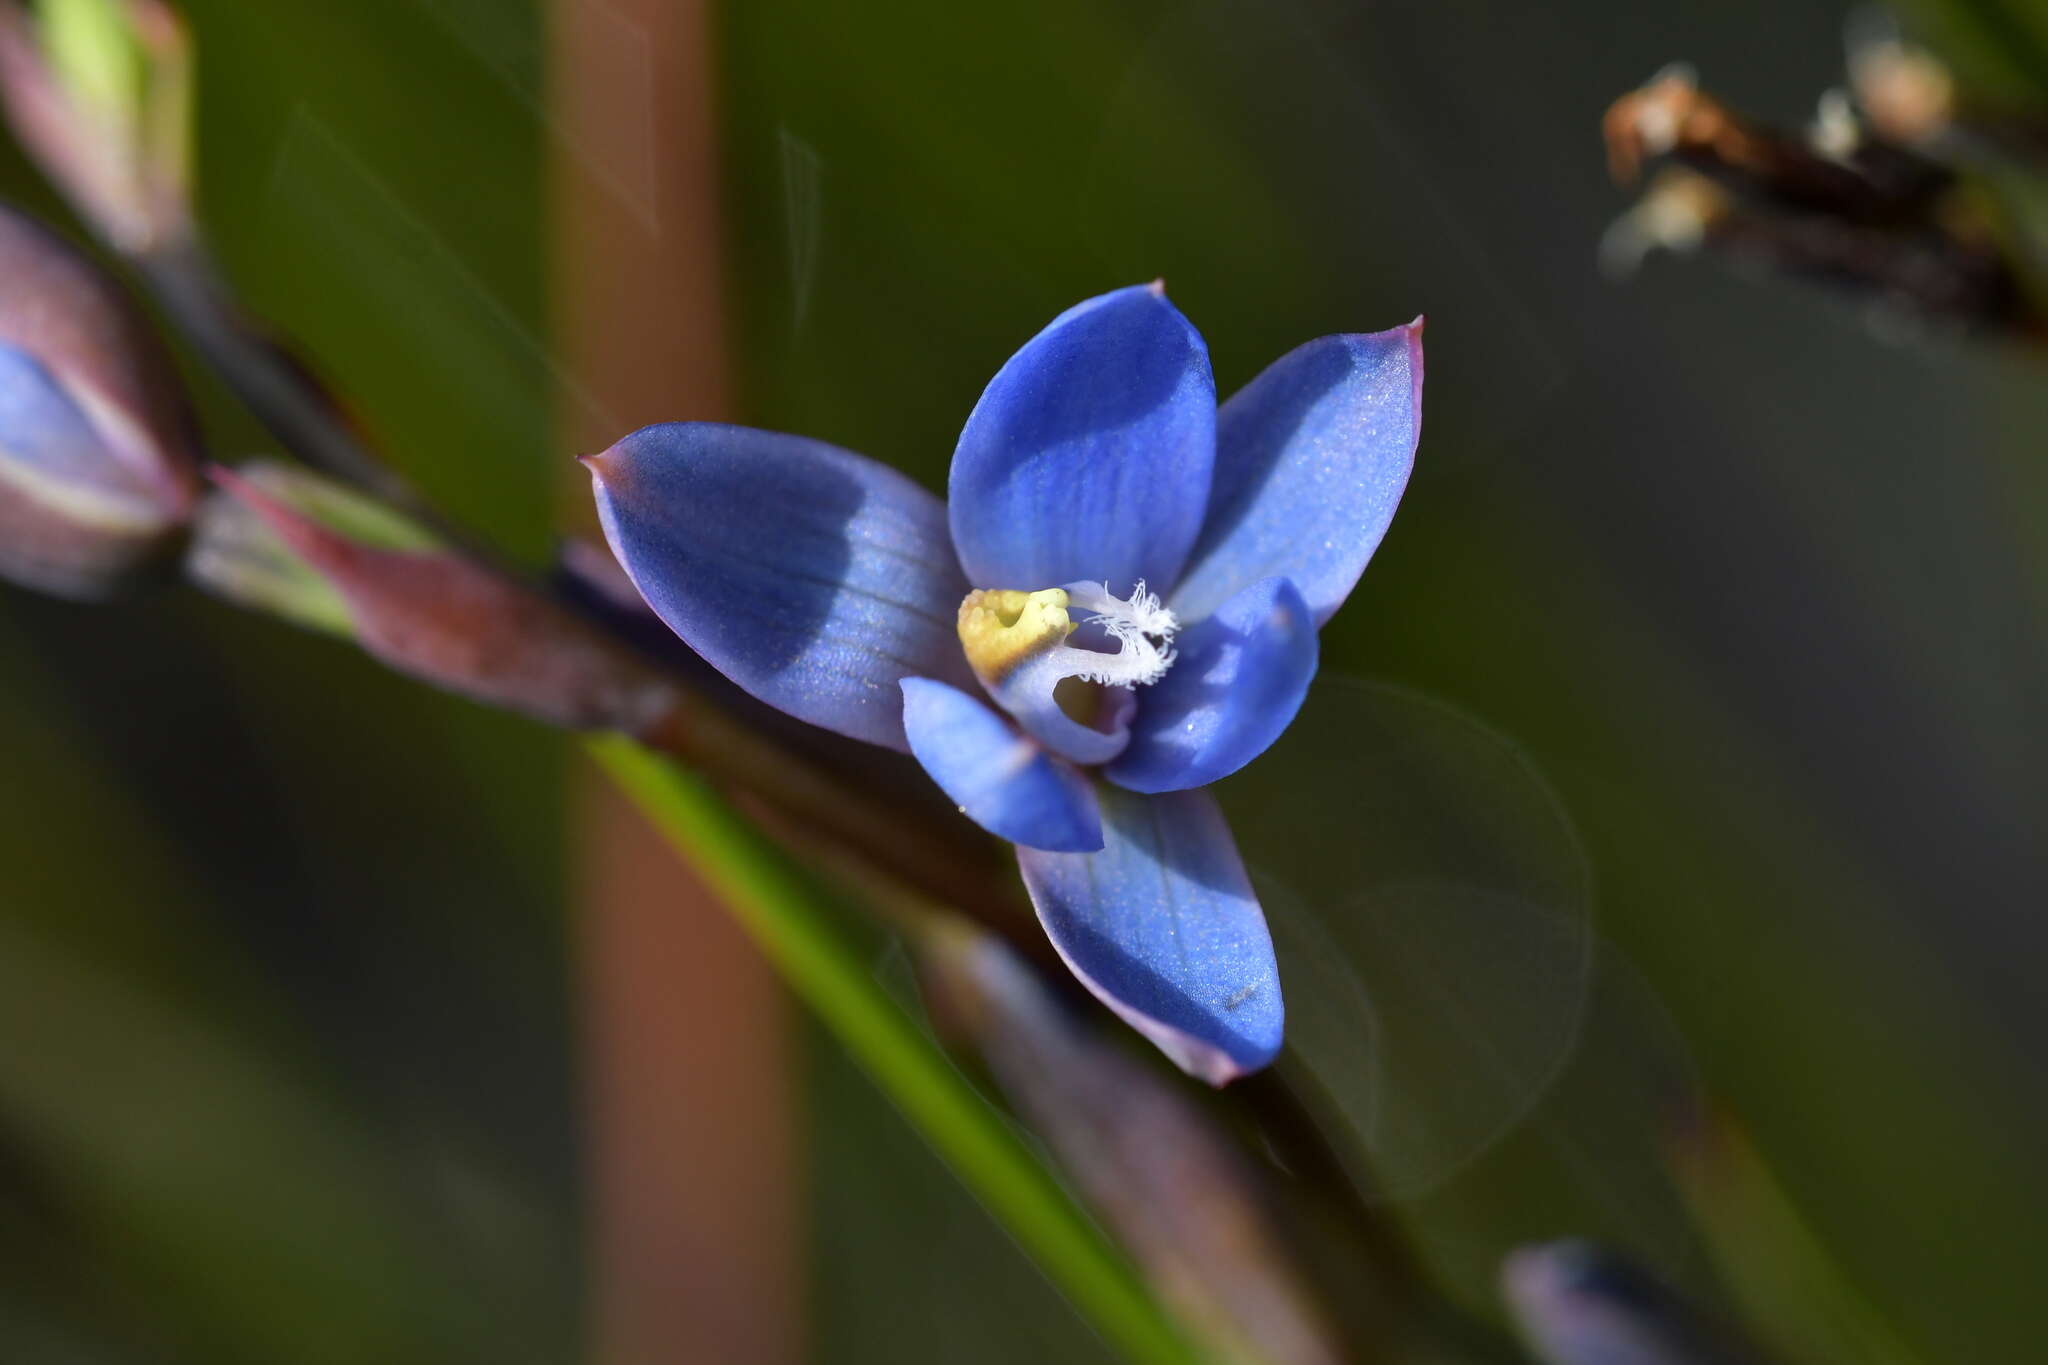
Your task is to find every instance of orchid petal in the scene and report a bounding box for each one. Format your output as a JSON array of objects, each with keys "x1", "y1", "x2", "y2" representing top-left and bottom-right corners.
[
  {"x1": 949, "y1": 284, "x2": 1215, "y2": 595},
  {"x1": 1108, "y1": 576, "x2": 1318, "y2": 794},
  {"x1": 977, "y1": 644, "x2": 1135, "y2": 766},
  {"x1": 1171, "y1": 323, "x2": 1422, "y2": 626},
  {"x1": 0, "y1": 341, "x2": 160, "y2": 518},
  {"x1": 901, "y1": 677, "x2": 1103, "y2": 852},
  {"x1": 587, "y1": 422, "x2": 973, "y2": 750},
  {"x1": 955, "y1": 581, "x2": 1194, "y2": 765},
  {"x1": 1017, "y1": 787, "x2": 1282, "y2": 1084},
  {"x1": 0, "y1": 341, "x2": 183, "y2": 598}
]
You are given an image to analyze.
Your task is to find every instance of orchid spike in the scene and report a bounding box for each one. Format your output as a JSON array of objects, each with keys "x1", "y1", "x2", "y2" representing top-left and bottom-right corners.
[{"x1": 586, "y1": 284, "x2": 1423, "y2": 1082}]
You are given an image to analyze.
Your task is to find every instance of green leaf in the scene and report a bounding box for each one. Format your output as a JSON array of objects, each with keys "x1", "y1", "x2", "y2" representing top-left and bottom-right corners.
[
  {"x1": 1671, "y1": 1114, "x2": 1930, "y2": 1365},
  {"x1": 588, "y1": 735, "x2": 1201, "y2": 1365},
  {"x1": 1892, "y1": 0, "x2": 2048, "y2": 105}
]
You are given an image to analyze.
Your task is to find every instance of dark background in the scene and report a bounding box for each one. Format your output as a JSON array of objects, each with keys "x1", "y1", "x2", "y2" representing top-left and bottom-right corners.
[{"x1": 2, "y1": 1, "x2": 2042, "y2": 1360}]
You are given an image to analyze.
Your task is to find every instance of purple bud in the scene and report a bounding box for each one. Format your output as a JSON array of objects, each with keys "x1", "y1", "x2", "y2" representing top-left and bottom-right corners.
[
  {"x1": 1503, "y1": 1241, "x2": 1766, "y2": 1365},
  {"x1": 923, "y1": 929, "x2": 1348, "y2": 1365},
  {"x1": 0, "y1": 201, "x2": 198, "y2": 597},
  {"x1": 207, "y1": 465, "x2": 681, "y2": 733}
]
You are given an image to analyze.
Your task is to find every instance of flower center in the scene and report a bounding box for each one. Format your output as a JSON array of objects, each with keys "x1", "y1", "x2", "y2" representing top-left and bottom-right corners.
[{"x1": 956, "y1": 581, "x2": 1178, "y2": 692}]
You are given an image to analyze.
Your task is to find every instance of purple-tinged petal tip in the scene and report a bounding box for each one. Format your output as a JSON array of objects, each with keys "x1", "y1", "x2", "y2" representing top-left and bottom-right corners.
[{"x1": 1171, "y1": 323, "x2": 1422, "y2": 627}]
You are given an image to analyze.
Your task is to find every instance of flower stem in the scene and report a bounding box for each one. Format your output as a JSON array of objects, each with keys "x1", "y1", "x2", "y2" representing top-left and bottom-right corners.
[
  {"x1": 134, "y1": 238, "x2": 426, "y2": 512},
  {"x1": 588, "y1": 734, "x2": 1202, "y2": 1365}
]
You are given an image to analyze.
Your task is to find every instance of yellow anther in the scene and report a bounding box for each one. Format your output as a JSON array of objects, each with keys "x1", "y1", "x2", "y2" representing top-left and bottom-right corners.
[{"x1": 957, "y1": 587, "x2": 1072, "y2": 685}]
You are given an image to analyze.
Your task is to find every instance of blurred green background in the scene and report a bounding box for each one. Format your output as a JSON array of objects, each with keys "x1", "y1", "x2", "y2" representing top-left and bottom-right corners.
[{"x1": 2, "y1": 0, "x2": 2045, "y2": 1361}]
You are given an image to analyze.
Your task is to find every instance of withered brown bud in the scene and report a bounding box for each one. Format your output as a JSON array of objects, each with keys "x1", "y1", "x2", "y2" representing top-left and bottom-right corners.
[
  {"x1": 1601, "y1": 64, "x2": 2040, "y2": 343},
  {"x1": 1604, "y1": 66, "x2": 1946, "y2": 225}
]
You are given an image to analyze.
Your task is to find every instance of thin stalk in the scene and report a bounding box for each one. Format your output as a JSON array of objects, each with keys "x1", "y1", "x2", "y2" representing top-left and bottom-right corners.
[
  {"x1": 135, "y1": 238, "x2": 425, "y2": 512},
  {"x1": 634, "y1": 696, "x2": 1018, "y2": 931},
  {"x1": 589, "y1": 734, "x2": 1203, "y2": 1365}
]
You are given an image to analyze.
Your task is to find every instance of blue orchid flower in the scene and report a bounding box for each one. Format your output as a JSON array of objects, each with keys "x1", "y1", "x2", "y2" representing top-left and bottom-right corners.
[{"x1": 584, "y1": 284, "x2": 1422, "y2": 1084}]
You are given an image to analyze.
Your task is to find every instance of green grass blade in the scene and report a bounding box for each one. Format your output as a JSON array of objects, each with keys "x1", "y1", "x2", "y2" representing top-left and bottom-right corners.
[{"x1": 587, "y1": 735, "x2": 1201, "y2": 1365}]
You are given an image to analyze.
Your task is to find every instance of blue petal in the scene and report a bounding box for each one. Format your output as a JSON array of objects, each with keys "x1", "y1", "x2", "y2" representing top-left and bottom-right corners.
[
  {"x1": 0, "y1": 342, "x2": 157, "y2": 513},
  {"x1": 979, "y1": 648, "x2": 1133, "y2": 766},
  {"x1": 949, "y1": 285, "x2": 1216, "y2": 595},
  {"x1": 588, "y1": 422, "x2": 975, "y2": 751},
  {"x1": 1017, "y1": 787, "x2": 1282, "y2": 1084},
  {"x1": 901, "y1": 677, "x2": 1103, "y2": 852},
  {"x1": 1170, "y1": 323, "x2": 1422, "y2": 627},
  {"x1": 1107, "y1": 576, "x2": 1317, "y2": 794}
]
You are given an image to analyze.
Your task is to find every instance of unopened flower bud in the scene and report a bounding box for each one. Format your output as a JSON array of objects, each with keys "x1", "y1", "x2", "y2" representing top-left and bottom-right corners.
[
  {"x1": 187, "y1": 459, "x2": 434, "y2": 636},
  {"x1": 921, "y1": 927, "x2": 1348, "y2": 1365},
  {"x1": 201, "y1": 462, "x2": 682, "y2": 733},
  {"x1": 1503, "y1": 1241, "x2": 1765, "y2": 1365},
  {"x1": 0, "y1": 199, "x2": 198, "y2": 597},
  {"x1": 0, "y1": 0, "x2": 192, "y2": 252}
]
